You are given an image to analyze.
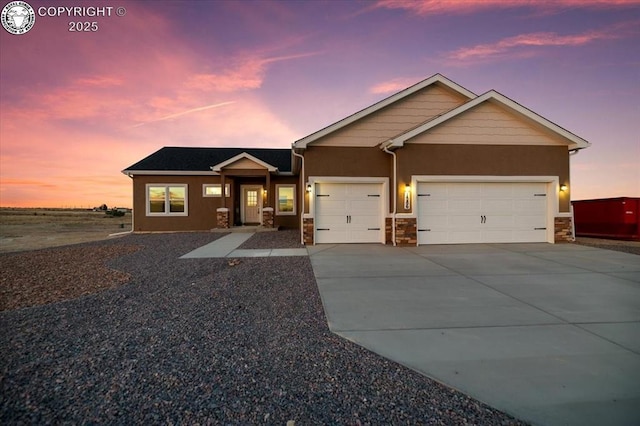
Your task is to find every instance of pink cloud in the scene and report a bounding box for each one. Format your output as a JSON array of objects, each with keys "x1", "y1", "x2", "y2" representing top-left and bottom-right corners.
[
  {"x1": 185, "y1": 52, "x2": 321, "y2": 92},
  {"x1": 0, "y1": 4, "x2": 308, "y2": 207},
  {"x1": 446, "y1": 21, "x2": 638, "y2": 63},
  {"x1": 374, "y1": 0, "x2": 640, "y2": 15},
  {"x1": 369, "y1": 77, "x2": 421, "y2": 95}
]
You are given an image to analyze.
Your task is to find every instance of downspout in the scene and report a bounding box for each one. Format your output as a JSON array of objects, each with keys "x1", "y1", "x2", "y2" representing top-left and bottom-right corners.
[
  {"x1": 568, "y1": 148, "x2": 580, "y2": 241},
  {"x1": 292, "y1": 148, "x2": 305, "y2": 245},
  {"x1": 382, "y1": 143, "x2": 397, "y2": 246}
]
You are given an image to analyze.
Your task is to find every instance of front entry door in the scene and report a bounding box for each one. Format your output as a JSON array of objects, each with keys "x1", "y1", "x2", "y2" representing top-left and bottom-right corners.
[{"x1": 241, "y1": 186, "x2": 262, "y2": 224}]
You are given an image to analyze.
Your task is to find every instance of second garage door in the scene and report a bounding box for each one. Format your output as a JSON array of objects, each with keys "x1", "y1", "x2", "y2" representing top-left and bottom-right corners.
[
  {"x1": 417, "y1": 182, "x2": 549, "y2": 244},
  {"x1": 315, "y1": 183, "x2": 383, "y2": 244}
]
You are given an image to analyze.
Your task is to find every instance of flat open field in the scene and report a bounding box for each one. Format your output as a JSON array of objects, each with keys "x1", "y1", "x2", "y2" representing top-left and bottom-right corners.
[{"x1": 0, "y1": 208, "x2": 131, "y2": 253}]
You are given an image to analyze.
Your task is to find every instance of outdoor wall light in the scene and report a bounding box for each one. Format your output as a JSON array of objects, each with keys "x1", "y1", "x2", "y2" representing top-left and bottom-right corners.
[
  {"x1": 560, "y1": 184, "x2": 568, "y2": 192},
  {"x1": 306, "y1": 184, "x2": 312, "y2": 193},
  {"x1": 404, "y1": 184, "x2": 411, "y2": 210}
]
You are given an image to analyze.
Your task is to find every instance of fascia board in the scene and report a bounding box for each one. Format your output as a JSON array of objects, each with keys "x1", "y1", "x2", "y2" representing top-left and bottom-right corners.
[
  {"x1": 293, "y1": 74, "x2": 477, "y2": 149},
  {"x1": 211, "y1": 152, "x2": 277, "y2": 172},
  {"x1": 391, "y1": 90, "x2": 591, "y2": 150},
  {"x1": 121, "y1": 170, "x2": 220, "y2": 176}
]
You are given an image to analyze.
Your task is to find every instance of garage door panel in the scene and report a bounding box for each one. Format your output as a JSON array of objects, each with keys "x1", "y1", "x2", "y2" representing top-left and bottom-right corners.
[
  {"x1": 418, "y1": 198, "x2": 446, "y2": 213},
  {"x1": 449, "y1": 199, "x2": 483, "y2": 212},
  {"x1": 449, "y1": 183, "x2": 479, "y2": 197},
  {"x1": 451, "y1": 230, "x2": 483, "y2": 243},
  {"x1": 315, "y1": 182, "x2": 383, "y2": 244},
  {"x1": 418, "y1": 181, "x2": 549, "y2": 245}
]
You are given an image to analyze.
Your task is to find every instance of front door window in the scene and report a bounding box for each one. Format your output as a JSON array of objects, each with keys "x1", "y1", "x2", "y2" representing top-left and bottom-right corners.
[{"x1": 242, "y1": 186, "x2": 261, "y2": 224}]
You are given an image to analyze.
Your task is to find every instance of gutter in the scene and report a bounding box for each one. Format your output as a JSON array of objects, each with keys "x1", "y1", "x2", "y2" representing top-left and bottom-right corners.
[
  {"x1": 292, "y1": 148, "x2": 305, "y2": 245},
  {"x1": 381, "y1": 141, "x2": 397, "y2": 246}
]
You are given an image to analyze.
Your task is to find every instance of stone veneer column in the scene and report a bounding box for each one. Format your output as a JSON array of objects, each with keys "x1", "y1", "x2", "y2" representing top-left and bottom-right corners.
[
  {"x1": 385, "y1": 218, "x2": 393, "y2": 245},
  {"x1": 395, "y1": 217, "x2": 417, "y2": 246},
  {"x1": 554, "y1": 216, "x2": 573, "y2": 242},
  {"x1": 303, "y1": 218, "x2": 314, "y2": 245},
  {"x1": 216, "y1": 207, "x2": 229, "y2": 229},
  {"x1": 262, "y1": 207, "x2": 274, "y2": 228}
]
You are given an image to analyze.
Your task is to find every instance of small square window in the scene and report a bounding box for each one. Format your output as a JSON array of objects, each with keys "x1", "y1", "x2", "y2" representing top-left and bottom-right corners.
[{"x1": 203, "y1": 184, "x2": 230, "y2": 197}]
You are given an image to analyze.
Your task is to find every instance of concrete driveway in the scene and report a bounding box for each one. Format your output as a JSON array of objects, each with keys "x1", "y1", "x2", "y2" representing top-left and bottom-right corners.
[{"x1": 308, "y1": 243, "x2": 640, "y2": 426}]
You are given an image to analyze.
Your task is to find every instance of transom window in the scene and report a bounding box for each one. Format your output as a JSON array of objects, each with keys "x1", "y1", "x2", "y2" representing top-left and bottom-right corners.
[
  {"x1": 203, "y1": 184, "x2": 230, "y2": 197},
  {"x1": 146, "y1": 184, "x2": 187, "y2": 216},
  {"x1": 276, "y1": 184, "x2": 295, "y2": 215}
]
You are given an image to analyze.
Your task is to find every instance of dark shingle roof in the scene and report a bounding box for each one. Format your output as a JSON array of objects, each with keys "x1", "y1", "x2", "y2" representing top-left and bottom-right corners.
[{"x1": 123, "y1": 147, "x2": 292, "y2": 173}]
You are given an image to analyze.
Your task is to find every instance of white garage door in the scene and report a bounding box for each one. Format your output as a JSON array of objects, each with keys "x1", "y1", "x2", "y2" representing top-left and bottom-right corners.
[
  {"x1": 315, "y1": 183, "x2": 383, "y2": 244},
  {"x1": 417, "y1": 182, "x2": 548, "y2": 245}
]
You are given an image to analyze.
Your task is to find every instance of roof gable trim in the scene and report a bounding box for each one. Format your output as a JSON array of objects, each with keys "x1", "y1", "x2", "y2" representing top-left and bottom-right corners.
[
  {"x1": 212, "y1": 152, "x2": 278, "y2": 172},
  {"x1": 293, "y1": 74, "x2": 477, "y2": 149},
  {"x1": 389, "y1": 90, "x2": 591, "y2": 150}
]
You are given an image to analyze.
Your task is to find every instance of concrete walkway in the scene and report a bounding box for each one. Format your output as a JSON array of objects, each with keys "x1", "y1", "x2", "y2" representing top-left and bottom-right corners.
[
  {"x1": 308, "y1": 243, "x2": 640, "y2": 426},
  {"x1": 180, "y1": 233, "x2": 307, "y2": 258}
]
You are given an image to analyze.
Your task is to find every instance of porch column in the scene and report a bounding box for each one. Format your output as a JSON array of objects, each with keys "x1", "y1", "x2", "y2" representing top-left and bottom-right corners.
[
  {"x1": 265, "y1": 171, "x2": 271, "y2": 207},
  {"x1": 220, "y1": 172, "x2": 226, "y2": 208}
]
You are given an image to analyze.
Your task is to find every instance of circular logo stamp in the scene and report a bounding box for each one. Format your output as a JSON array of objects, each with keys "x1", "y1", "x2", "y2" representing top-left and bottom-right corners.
[{"x1": 2, "y1": 1, "x2": 35, "y2": 35}]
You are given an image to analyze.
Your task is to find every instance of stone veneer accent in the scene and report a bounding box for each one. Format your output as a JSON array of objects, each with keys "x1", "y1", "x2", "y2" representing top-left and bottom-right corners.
[
  {"x1": 395, "y1": 217, "x2": 417, "y2": 246},
  {"x1": 262, "y1": 207, "x2": 274, "y2": 228},
  {"x1": 554, "y1": 216, "x2": 572, "y2": 242},
  {"x1": 303, "y1": 218, "x2": 314, "y2": 245},
  {"x1": 216, "y1": 208, "x2": 229, "y2": 229},
  {"x1": 385, "y1": 218, "x2": 393, "y2": 245}
]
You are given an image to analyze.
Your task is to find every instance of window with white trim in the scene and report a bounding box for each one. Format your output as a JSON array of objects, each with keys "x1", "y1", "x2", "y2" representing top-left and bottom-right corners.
[
  {"x1": 146, "y1": 184, "x2": 188, "y2": 216},
  {"x1": 276, "y1": 184, "x2": 295, "y2": 215},
  {"x1": 203, "y1": 184, "x2": 230, "y2": 197}
]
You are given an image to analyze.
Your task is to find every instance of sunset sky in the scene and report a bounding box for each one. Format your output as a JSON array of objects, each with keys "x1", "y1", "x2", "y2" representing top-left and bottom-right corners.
[{"x1": 1, "y1": 0, "x2": 638, "y2": 208}]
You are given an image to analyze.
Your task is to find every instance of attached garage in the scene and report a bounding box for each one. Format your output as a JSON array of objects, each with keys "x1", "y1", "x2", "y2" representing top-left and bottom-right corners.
[
  {"x1": 314, "y1": 182, "x2": 384, "y2": 244},
  {"x1": 417, "y1": 181, "x2": 550, "y2": 244}
]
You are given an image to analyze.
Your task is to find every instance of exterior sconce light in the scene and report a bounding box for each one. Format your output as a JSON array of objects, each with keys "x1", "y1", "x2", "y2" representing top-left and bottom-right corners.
[
  {"x1": 560, "y1": 184, "x2": 568, "y2": 192},
  {"x1": 306, "y1": 184, "x2": 312, "y2": 193},
  {"x1": 404, "y1": 184, "x2": 411, "y2": 210}
]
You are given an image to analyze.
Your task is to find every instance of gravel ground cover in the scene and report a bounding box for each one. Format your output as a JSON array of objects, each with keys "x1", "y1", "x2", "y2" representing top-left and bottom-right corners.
[
  {"x1": 1, "y1": 232, "x2": 525, "y2": 425},
  {"x1": 238, "y1": 229, "x2": 303, "y2": 250},
  {"x1": 573, "y1": 237, "x2": 640, "y2": 256}
]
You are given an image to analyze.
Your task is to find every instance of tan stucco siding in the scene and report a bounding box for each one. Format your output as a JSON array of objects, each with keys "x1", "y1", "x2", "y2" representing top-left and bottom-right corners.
[
  {"x1": 408, "y1": 101, "x2": 569, "y2": 146},
  {"x1": 313, "y1": 84, "x2": 468, "y2": 147},
  {"x1": 223, "y1": 157, "x2": 267, "y2": 169},
  {"x1": 394, "y1": 144, "x2": 571, "y2": 212}
]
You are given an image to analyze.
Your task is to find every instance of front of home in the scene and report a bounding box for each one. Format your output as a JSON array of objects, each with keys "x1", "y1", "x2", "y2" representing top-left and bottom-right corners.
[{"x1": 123, "y1": 74, "x2": 590, "y2": 245}]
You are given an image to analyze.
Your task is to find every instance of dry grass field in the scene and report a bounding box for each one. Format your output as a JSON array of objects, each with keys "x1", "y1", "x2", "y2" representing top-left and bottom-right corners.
[{"x1": 0, "y1": 208, "x2": 131, "y2": 253}]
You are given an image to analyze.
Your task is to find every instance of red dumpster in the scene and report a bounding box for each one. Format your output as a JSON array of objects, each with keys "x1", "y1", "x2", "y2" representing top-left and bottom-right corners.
[{"x1": 572, "y1": 197, "x2": 640, "y2": 241}]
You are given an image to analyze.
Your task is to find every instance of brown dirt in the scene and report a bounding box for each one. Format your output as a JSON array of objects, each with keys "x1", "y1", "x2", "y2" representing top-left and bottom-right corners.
[
  {"x1": 0, "y1": 244, "x2": 141, "y2": 311},
  {"x1": 0, "y1": 208, "x2": 131, "y2": 253}
]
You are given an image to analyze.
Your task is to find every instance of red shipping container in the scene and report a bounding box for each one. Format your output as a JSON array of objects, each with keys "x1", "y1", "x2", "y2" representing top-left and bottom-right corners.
[{"x1": 572, "y1": 197, "x2": 640, "y2": 241}]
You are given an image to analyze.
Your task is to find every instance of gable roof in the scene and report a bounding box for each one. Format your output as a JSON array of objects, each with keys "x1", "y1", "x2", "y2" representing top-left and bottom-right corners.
[
  {"x1": 211, "y1": 152, "x2": 278, "y2": 172},
  {"x1": 385, "y1": 90, "x2": 591, "y2": 151},
  {"x1": 293, "y1": 73, "x2": 477, "y2": 149},
  {"x1": 122, "y1": 147, "x2": 292, "y2": 175}
]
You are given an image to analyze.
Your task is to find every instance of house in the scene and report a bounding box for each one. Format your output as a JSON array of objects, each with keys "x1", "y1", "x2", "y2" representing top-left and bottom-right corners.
[{"x1": 122, "y1": 74, "x2": 591, "y2": 245}]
